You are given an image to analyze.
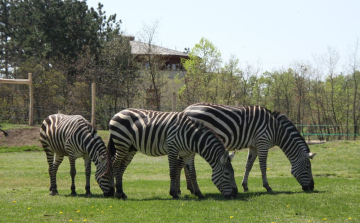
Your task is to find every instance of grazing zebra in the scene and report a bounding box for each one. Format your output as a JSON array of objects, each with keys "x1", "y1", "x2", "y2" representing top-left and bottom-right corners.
[
  {"x1": 0, "y1": 126, "x2": 8, "y2": 137},
  {"x1": 39, "y1": 114, "x2": 114, "y2": 197},
  {"x1": 183, "y1": 103, "x2": 316, "y2": 192},
  {"x1": 108, "y1": 108, "x2": 238, "y2": 199}
]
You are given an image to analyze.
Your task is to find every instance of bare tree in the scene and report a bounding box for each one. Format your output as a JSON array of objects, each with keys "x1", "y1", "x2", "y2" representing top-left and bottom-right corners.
[
  {"x1": 323, "y1": 46, "x2": 341, "y2": 137},
  {"x1": 291, "y1": 61, "x2": 311, "y2": 125},
  {"x1": 348, "y1": 39, "x2": 360, "y2": 139},
  {"x1": 137, "y1": 20, "x2": 168, "y2": 111}
]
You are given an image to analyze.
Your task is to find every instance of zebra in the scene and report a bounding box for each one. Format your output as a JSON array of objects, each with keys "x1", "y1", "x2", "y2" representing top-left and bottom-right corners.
[
  {"x1": 0, "y1": 126, "x2": 9, "y2": 137},
  {"x1": 182, "y1": 103, "x2": 316, "y2": 192},
  {"x1": 0, "y1": 126, "x2": 8, "y2": 137},
  {"x1": 108, "y1": 108, "x2": 238, "y2": 199},
  {"x1": 39, "y1": 114, "x2": 114, "y2": 197}
]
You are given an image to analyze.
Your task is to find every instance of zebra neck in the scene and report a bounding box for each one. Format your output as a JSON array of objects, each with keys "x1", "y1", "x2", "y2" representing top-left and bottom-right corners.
[
  {"x1": 196, "y1": 144, "x2": 224, "y2": 169},
  {"x1": 276, "y1": 130, "x2": 308, "y2": 164},
  {"x1": 84, "y1": 136, "x2": 103, "y2": 163}
]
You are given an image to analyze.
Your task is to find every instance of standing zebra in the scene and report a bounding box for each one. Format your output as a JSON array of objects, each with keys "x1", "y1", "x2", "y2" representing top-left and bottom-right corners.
[
  {"x1": 183, "y1": 103, "x2": 316, "y2": 192},
  {"x1": 108, "y1": 108, "x2": 238, "y2": 199},
  {"x1": 39, "y1": 114, "x2": 114, "y2": 197}
]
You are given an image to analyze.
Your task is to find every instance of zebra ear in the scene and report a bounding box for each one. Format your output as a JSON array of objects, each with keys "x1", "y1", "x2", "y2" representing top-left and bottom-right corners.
[
  {"x1": 307, "y1": 152, "x2": 316, "y2": 159},
  {"x1": 229, "y1": 149, "x2": 236, "y2": 162},
  {"x1": 221, "y1": 150, "x2": 230, "y2": 165}
]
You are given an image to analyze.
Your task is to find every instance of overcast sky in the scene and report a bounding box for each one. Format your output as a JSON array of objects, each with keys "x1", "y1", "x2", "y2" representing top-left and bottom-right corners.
[{"x1": 86, "y1": 0, "x2": 360, "y2": 72}]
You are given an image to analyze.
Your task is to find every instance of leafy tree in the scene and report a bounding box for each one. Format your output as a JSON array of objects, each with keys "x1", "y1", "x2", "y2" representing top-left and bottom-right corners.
[
  {"x1": 179, "y1": 37, "x2": 222, "y2": 105},
  {"x1": 0, "y1": 0, "x2": 15, "y2": 78},
  {"x1": 218, "y1": 55, "x2": 241, "y2": 105}
]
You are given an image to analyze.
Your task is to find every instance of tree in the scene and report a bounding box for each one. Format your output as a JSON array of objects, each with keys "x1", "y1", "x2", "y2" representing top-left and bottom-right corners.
[
  {"x1": 6, "y1": 0, "x2": 120, "y2": 81},
  {"x1": 218, "y1": 55, "x2": 241, "y2": 105},
  {"x1": 291, "y1": 62, "x2": 312, "y2": 125},
  {"x1": 179, "y1": 37, "x2": 222, "y2": 105},
  {"x1": 99, "y1": 36, "x2": 140, "y2": 125},
  {"x1": 238, "y1": 62, "x2": 260, "y2": 106},
  {"x1": 323, "y1": 47, "x2": 341, "y2": 137},
  {"x1": 0, "y1": 0, "x2": 14, "y2": 78},
  {"x1": 137, "y1": 20, "x2": 168, "y2": 110},
  {"x1": 348, "y1": 39, "x2": 360, "y2": 139}
]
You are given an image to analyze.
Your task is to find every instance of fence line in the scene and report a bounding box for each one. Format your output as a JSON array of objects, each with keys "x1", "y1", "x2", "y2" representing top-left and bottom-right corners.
[{"x1": 0, "y1": 73, "x2": 33, "y2": 125}]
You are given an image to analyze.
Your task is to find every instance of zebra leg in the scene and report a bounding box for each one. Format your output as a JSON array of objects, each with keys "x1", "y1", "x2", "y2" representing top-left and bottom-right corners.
[
  {"x1": 175, "y1": 157, "x2": 195, "y2": 195},
  {"x1": 69, "y1": 157, "x2": 77, "y2": 196},
  {"x1": 258, "y1": 148, "x2": 272, "y2": 192},
  {"x1": 51, "y1": 154, "x2": 64, "y2": 195},
  {"x1": 44, "y1": 150, "x2": 57, "y2": 195},
  {"x1": 84, "y1": 156, "x2": 92, "y2": 197},
  {"x1": 183, "y1": 154, "x2": 204, "y2": 199},
  {"x1": 169, "y1": 153, "x2": 180, "y2": 199},
  {"x1": 242, "y1": 147, "x2": 258, "y2": 192},
  {"x1": 175, "y1": 157, "x2": 184, "y2": 195},
  {"x1": 184, "y1": 159, "x2": 194, "y2": 194},
  {"x1": 114, "y1": 150, "x2": 137, "y2": 199}
]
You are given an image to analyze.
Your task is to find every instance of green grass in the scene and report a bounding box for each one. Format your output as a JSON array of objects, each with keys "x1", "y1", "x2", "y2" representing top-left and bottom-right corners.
[
  {"x1": 0, "y1": 145, "x2": 42, "y2": 153},
  {"x1": 0, "y1": 122, "x2": 35, "y2": 130},
  {"x1": 0, "y1": 141, "x2": 359, "y2": 222}
]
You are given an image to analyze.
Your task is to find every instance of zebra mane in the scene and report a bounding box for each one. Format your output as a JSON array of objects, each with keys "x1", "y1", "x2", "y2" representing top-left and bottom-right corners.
[
  {"x1": 82, "y1": 118, "x2": 98, "y2": 138},
  {"x1": 271, "y1": 110, "x2": 297, "y2": 131},
  {"x1": 192, "y1": 119, "x2": 225, "y2": 145},
  {"x1": 271, "y1": 110, "x2": 310, "y2": 152}
]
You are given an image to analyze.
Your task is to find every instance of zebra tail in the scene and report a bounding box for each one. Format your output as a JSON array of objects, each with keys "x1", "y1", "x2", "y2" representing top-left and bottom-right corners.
[{"x1": 107, "y1": 135, "x2": 117, "y2": 159}]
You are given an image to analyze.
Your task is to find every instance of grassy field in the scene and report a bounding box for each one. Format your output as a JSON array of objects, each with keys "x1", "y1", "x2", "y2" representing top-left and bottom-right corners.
[{"x1": 0, "y1": 139, "x2": 359, "y2": 222}]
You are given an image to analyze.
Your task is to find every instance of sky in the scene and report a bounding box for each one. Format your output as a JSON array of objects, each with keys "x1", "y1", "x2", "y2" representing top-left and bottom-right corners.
[{"x1": 86, "y1": 0, "x2": 360, "y2": 72}]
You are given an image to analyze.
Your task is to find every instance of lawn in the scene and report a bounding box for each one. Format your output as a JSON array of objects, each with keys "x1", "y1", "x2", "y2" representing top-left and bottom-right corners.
[{"x1": 0, "y1": 140, "x2": 359, "y2": 222}]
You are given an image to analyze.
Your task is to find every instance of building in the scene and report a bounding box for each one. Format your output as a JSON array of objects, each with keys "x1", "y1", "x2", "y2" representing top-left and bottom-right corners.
[{"x1": 129, "y1": 37, "x2": 189, "y2": 110}]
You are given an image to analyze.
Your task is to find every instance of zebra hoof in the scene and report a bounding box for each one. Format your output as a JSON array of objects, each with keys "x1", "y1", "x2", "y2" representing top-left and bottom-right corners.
[
  {"x1": 196, "y1": 193, "x2": 204, "y2": 199},
  {"x1": 115, "y1": 192, "x2": 127, "y2": 199},
  {"x1": 71, "y1": 192, "x2": 77, "y2": 197},
  {"x1": 242, "y1": 185, "x2": 249, "y2": 192},
  {"x1": 49, "y1": 191, "x2": 58, "y2": 196},
  {"x1": 172, "y1": 195, "x2": 179, "y2": 199},
  {"x1": 86, "y1": 192, "x2": 92, "y2": 197},
  {"x1": 264, "y1": 185, "x2": 272, "y2": 192}
]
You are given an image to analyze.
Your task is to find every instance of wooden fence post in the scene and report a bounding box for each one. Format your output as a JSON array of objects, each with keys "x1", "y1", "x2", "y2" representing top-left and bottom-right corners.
[
  {"x1": 91, "y1": 82, "x2": 96, "y2": 127},
  {"x1": 0, "y1": 73, "x2": 33, "y2": 126},
  {"x1": 28, "y1": 73, "x2": 33, "y2": 126}
]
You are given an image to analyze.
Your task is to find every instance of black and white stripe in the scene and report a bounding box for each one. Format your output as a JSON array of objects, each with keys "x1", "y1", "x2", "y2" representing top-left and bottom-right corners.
[
  {"x1": 108, "y1": 108, "x2": 238, "y2": 199},
  {"x1": 184, "y1": 103, "x2": 316, "y2": 192},
  {"x1": 39, "y1": 114, "x2": 114, "y2": 197}
]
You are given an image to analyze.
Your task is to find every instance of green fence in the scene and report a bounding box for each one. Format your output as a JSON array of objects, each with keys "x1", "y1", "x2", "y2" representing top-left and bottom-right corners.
[{"x1": 295, "y1": 124, "x2": 359, "y2": 141}]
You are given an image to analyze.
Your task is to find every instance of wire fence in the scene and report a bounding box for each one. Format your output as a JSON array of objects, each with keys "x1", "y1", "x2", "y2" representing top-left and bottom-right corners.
[
  {"x1": 295, "y1": 124, "x2": 359, "y2": 141},
  {"x1": 1, "y1": 107, "x2": 358, "y2": 141}
]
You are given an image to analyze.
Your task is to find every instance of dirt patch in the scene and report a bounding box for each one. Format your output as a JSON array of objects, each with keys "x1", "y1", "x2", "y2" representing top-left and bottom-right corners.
[{"x1": 0, "y1": 127, "x2": 42, "y2": 147}]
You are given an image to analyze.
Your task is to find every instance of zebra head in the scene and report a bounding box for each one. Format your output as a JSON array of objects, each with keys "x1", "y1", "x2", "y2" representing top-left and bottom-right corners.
[
  {"x1": 291, "y1": 152, "x2": 316, "y2": 191},
  {"x1": 212, "y1": 150, "x2": 238, "y2": 198},
  {"x1": 94, "y1": 150, "x2": 115, "y2": 197}
]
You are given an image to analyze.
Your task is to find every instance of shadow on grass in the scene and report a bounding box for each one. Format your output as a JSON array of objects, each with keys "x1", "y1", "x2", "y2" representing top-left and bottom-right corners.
[
  {"x1": 63, "y1": 190, "x2": 323, "y2": 201},
  {"x1": 235, "y1": 190, "x2": 323, "y2": 200}
]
